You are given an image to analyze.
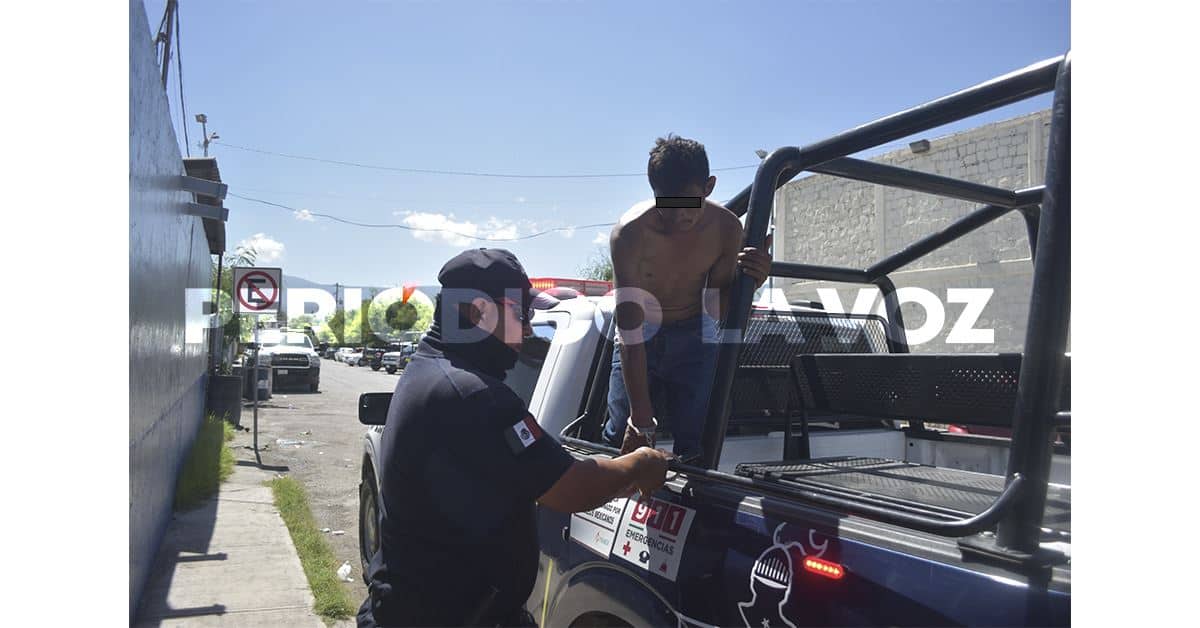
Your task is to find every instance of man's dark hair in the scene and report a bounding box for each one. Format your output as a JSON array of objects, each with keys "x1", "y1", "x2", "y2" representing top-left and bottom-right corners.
[{"x1": 647, "y1": 134, "x2": 710, "y2": 195}]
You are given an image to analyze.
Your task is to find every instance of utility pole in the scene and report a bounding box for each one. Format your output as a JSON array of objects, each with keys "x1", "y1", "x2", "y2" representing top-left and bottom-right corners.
[
  {"x1": 334, "y1": 283, "x2": 341, "y2": 344},
  {"x1": 195, "y1": 113, "x2": 219, "y2": 157},
  {"x1": 157, "y1": 0, "x2": 178, "y2": 88}
]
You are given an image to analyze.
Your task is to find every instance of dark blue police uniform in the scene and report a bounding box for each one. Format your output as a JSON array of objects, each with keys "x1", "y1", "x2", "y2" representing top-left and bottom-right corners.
[{"x1": 358, "y1": 302, "x2": 574, "y2": 626}]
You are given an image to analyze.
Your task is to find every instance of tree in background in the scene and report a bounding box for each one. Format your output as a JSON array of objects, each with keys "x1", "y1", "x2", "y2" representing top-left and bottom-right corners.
[
  {"x1": 579, "y1": 246, "x2": 614, "y2": 282},
  {"x1": 211, "y1": 245, "x2": 257, "y2": 370},
  {"x1": 317, "y1": 295, "x2": 433, "y2": 346},
  {"x1": 287, "y1": 314, "x2": 317, "y2": 327},
  {"x1": 368, "y1": 296, "x2": 434, "y2": 343},
  {"x1": 319, "y1": 309, "x2": 344, "y2": 345}
]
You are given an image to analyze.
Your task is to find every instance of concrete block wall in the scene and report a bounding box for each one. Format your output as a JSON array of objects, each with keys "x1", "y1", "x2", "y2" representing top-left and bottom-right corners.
[
  {"x1": 128, "y1": 0, "x2": 212, "y2": 616},
  {"x1": 773, "y1": 110, "x2": 1052, "y2": 352}
]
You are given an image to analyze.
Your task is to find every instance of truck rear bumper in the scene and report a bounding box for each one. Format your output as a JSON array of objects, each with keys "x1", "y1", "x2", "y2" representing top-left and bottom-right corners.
[{"x1": 271, "y1": 367, "x2": 319, "y2": 387}]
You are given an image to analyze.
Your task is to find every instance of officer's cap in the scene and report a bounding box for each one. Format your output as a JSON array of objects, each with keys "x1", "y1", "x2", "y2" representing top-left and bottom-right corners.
[{"x1": 438, "y1": 248, "x2": 558, "y2": 311}]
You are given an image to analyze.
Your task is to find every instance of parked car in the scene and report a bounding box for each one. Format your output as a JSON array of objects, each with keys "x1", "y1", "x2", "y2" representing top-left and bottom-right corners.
[
  {"x1": 256, "y1": 329, "x2": 320, "y2": 393},
  {"x1": 364, "y1": 347, "x2": 387, "y2": 370},
  {"x1": 380, "y1": 343, "x2": 416, "y2": 374},
  {"x1": 335, "y1": 347, "x2": 356, "y2": 362},
  {"x1": 343, "y1": 350, "x2": 364, "y2": 366}
]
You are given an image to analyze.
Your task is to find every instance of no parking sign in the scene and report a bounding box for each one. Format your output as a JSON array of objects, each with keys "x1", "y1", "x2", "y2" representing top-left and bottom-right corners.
[{"x1": 233, "y1": 267, "x2": 282, "y2": 315}]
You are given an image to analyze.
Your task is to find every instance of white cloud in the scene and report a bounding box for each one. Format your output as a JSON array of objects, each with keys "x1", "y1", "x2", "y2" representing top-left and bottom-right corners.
[
  {"x1": 238, "y1": 233, "x2": 285, "y2": 263},
  {"x1": 561, "y1": 226, "x2": 576, "y2": 239},
  {"x1": 294, "y1": 209, "x2": 315, "y2": 222},
  {"x1": 482, "y1": 217, "x2": 519, "y2": 240},
  {"x1": 592, "y1": 231, "x2": 608, "y2": 245},
  {"x1": 399, "y1": 212, "x2": 522, "y2": 247}
]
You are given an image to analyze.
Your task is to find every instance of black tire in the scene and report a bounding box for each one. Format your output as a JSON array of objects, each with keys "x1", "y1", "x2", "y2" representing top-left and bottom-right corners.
[
  {"x1": 386, "y1": 367, "x2": 396, "y2": 374},
  {"x1": 359, "y1": 466, "x2": 381, "y2": 584},
  {"x1": 309, "y1": 380, "x2": 319, "y2": 393},
  {"x1": 371, "y1": 364, "x2": 381, "y2": 371},
  {"x1": 571, "y1": 613, "x2": 633, "y2": 628}
]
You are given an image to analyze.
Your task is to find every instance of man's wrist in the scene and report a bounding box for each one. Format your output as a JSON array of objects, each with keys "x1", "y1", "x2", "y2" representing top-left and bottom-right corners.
[
  {"x1": 629, "y1": 411, "x2": 655, "y2": 429},
  {"x1": 627, "y1": 417, "x2": 657, "y2": 434}
]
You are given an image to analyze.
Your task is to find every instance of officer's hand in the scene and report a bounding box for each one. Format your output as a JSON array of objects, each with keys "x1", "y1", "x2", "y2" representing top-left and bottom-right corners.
[{"x1": 631, "y1": 447, "x2": 672, "y2": 498}]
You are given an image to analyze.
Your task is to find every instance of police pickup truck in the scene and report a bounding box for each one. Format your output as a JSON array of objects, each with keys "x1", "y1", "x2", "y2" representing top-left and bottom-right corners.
[{"x1": 357, "y1": 54, "x2": 1071, "y2": 626}]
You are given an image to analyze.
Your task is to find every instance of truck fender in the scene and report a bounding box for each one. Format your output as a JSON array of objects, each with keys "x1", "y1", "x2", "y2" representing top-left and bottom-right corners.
[{"x1": 546, "y1": 562, "x2": 680, "y2": 628}]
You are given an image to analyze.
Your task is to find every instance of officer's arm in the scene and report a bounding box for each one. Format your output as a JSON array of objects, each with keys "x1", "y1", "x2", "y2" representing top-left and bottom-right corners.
[{"x1": 537, "y1": 448, "x2": 670, "y2": 514}]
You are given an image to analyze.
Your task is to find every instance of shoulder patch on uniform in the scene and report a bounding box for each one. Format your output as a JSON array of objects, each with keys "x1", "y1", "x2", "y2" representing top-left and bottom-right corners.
[{"x1": 504, "y1": 414, "x2": 544, "y2": 455}]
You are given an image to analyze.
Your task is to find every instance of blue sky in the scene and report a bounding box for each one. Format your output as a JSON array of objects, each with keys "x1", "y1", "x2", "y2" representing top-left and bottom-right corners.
[{"x1": 150, "y1": 0, "x2": 1069, "y2": 288}]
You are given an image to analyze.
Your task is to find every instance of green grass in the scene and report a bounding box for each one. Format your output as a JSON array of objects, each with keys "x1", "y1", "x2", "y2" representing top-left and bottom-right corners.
[
  {"x1": 269, "y1": 476, "x2": 357, "y2": 621},
  {"x1": 174, "y1": 413, "x2": 236, "y2": 511}
]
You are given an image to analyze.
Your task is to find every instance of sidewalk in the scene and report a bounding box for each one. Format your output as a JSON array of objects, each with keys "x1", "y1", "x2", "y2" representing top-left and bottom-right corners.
[{"x1": 134, "y1": 458, "x2": 325, "y2": 627}]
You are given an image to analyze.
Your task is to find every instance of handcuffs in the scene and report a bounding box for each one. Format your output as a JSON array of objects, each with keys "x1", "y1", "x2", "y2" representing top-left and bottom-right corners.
[{"x1": 622, "y1": 416, "x2": 658, "y2": 451}]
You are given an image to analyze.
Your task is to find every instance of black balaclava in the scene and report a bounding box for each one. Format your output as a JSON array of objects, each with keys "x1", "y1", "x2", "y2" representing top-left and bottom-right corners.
[
  {"x1": 424, "y1": 248, "x2": 535, "y2": 379},
  {"x1": 423, "y1": 294, "x2": 519, "y2": 379}
]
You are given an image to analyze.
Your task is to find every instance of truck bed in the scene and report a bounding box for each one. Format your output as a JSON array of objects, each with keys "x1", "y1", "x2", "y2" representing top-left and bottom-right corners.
[{"x1": 735, "y1": 456, "x2": 1071, "y2": 534}]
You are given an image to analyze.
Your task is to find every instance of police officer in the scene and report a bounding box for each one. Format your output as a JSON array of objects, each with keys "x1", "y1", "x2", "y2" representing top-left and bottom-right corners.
[{"x1": 359, "y1": 248, "x2": 672, "y2": 627}]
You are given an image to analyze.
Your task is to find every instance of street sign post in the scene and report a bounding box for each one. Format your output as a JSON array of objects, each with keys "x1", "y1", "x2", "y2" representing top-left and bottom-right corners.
[{"x1": 233, "y1": 267, "x2": 282, "y2": 465}]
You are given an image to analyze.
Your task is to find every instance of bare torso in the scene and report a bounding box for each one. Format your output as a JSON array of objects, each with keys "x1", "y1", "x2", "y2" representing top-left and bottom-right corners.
[{"x1": 613, "y1": 199, "x2": 741, "y2": 324}]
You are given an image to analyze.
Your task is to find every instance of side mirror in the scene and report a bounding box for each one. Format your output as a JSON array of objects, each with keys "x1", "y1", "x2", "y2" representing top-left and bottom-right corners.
[{"x1": 359, "y1": 392, "x2": 394, "y2": 426}]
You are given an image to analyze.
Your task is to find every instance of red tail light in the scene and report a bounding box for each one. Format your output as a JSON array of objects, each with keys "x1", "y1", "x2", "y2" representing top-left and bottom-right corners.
[{"x1": 803, "y1": 557, "x2": 845, "y2": 579}]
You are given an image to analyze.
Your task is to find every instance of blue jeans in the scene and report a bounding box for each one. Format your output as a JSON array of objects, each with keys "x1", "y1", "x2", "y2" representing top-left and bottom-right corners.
[{"x1": 603, "y1": 314, "x2": 719, "y2": 459}]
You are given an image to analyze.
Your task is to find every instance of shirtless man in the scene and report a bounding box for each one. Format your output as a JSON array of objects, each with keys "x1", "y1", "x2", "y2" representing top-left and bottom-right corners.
[{"x1": 603, "y1": 135, "x2": 772, "y2": 460}]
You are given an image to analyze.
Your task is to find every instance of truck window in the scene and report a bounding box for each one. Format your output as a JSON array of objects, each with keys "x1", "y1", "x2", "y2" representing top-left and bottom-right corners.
[
  {"x1": 502, "y1": 322, "x2": 556, "y2": 407},
  {"x1": 261, "y1": 332, "x2": 313, "y2": 348}
]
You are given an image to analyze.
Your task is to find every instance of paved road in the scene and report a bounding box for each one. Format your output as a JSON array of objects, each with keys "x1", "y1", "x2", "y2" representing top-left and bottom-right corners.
[{"x1": 241, "y1": 357, "x2": 400, "y2": 610}]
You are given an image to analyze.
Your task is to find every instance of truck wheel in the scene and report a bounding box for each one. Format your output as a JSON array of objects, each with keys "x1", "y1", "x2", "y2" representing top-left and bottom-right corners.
[
  {"x1": 309, "y1": 380, "x2": 319, "y2": 393},
  {"x1": 359, "y1": 467, "x2": 381, "y2": 584},
  {"x1": 371, "y1": 364, "x2": 381, "y2": 371},
  {"x1": 386, "y1": 367, "x2": 396, "y2": 374}
]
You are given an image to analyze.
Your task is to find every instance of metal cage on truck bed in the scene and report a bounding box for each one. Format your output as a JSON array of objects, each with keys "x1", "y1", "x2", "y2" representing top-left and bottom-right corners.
[
  {"x1": 713, "y1": 53, "x2": 1071, "y2": 566},
  {"x1": 563, "y1": 53, "x2": 1071, "y2": 571}
]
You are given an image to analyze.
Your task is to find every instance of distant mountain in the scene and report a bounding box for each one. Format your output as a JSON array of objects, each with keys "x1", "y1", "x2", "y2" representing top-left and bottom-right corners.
[
  {"x1": 281, "y1": 274, "x2": 335, "y2": 292},
  {"x1": 281, "y1": 274, "x2": 440, "y2": 313}
]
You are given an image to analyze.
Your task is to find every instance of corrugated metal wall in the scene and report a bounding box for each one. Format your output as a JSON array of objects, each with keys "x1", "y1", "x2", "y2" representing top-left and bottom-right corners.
[{"x1": 128, "y1": 0, "x2": 212, "y2": 616}]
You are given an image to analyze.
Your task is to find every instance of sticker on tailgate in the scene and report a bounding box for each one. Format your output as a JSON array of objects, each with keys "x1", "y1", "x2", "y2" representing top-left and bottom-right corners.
[
  {"x1": 568, "y1": 496, "x2": 697, "y2": 582},
  {"x1": 569, "y1": 498, "x2": 628, "y2": 558},
  {"x1": 612, "y1": 496, "x2": 696, "y2": 581}
]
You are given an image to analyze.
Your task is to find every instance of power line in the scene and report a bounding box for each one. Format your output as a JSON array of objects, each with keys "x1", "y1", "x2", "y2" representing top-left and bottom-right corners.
[
  {"x1": 233, "y1": 186, "x2": 600, "y2": 210},
  {"x1": 213, "y1": 137, "x2": 940, "y2": 182},
  {"x1": 174, "y1": 7, "x2": 189, "y2": 157},
  {"x1": 228, "y1": 192, "x2": 615, "y2": 241},
  {"x1": 215, "y1": 141, "x2": 761, "y2": 179}
]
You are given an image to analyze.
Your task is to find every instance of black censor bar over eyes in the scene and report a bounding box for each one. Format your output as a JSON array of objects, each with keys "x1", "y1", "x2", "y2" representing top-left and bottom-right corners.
[{"x1": 655, "y1": 196, "x2": 702, "y2": 209}]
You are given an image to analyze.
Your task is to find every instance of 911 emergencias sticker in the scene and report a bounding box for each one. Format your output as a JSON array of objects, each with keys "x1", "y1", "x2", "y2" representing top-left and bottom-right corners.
[{"x1": 611, "y1": 496, "x2": 696, "y2": 581}]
